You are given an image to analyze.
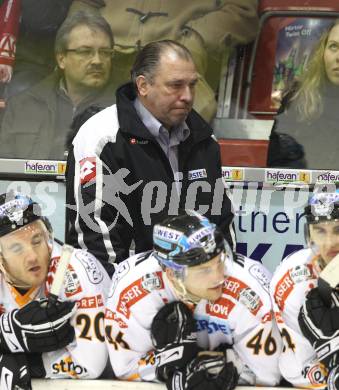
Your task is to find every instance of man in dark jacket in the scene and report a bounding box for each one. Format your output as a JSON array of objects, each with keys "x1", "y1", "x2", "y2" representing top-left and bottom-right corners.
[
  {"x1": 0, "y1": 10, "x2": 115, "y2": 160},
  {"x1": 66, "y1": 40, "x2": 235, "y2": 276}
]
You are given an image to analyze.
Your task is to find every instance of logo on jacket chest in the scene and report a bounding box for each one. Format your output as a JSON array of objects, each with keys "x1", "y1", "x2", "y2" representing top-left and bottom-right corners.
[
  {"x1": 129, "y1": 138, "x2": 149, "y2": 145},
  {"x1": 188, "y1": 169, "x2": 207, "y2": 180}
]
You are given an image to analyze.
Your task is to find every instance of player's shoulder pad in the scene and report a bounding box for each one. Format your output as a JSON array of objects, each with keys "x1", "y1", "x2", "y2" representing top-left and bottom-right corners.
[
  {"x1": 73, "y1": 104, "x2": 119, "y2": 159},
  {"x1": 232, "y1": 254, "x2": 272, "y2": 293},
  {"x1": 226, "y1": 254, "x2": 273, "y2": 313},
  {"x1": 107, "y1": 251, "x2": 161, "y2": 299},
  {"x1": 270, "y1": 247, "x2": 313, "y2": 290}
]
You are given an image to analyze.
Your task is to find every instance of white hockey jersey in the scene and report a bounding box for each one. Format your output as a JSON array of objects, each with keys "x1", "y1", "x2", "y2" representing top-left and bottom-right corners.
[
  {"x1": 105, "y1": 251, "x2": 281, "y2": 385},
  {"x1": 0, "y1": 241, "x2": 111, "y2": 379},
  {"x1": 270, "y1": 248, "x2": 328, "y2": 388}
]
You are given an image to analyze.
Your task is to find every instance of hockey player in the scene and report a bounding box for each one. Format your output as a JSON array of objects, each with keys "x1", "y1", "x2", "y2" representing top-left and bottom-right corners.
[
  {"x1": 0, "y1": 192, "x2": 111, "y2": 389},
  {"x1": 105, "y1": 212, "x2": 281, "y2": 389},
  {"x1": 270, "y1": 190, "x2": 339, "y2": 389}
]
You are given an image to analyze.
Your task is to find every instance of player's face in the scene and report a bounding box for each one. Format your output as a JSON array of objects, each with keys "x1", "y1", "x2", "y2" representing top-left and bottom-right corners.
[
  {"x1": 57, "y1": 25, "x2": 112, "y2": 92},
  {"x1": 324, "y1": 24, "x2": 339, "y2": 86},
  {"x1": 0, "y1": 221, "x2": 50, "y2": 288},
  {"x1": 309, "y1": 221, "x2": 339, "y2": 264},
  {"x1": 136, "y1": 51, "x2": 198, "y2": 129},
  {"x1": 183, "y1": 253, "x2": 225, "y2": 302}
]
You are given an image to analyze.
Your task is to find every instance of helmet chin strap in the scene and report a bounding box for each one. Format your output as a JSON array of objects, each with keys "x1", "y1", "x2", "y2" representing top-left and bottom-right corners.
[{"x1": 169, "y1": 277, "x2": 202, "y2": 305}]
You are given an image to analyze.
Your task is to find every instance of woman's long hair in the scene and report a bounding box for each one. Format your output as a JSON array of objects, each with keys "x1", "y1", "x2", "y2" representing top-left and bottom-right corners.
[{"x1": 291, "y1": 19, "x2": 339, "y2": 122}]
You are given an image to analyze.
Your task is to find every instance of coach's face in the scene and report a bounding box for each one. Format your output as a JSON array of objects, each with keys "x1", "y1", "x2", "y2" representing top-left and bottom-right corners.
[
  {"x1": 0, "y1": 221, "x2": 50, "y2": 288},
  {"x1": 309, "y1": 220, "x2": 339, "y2": 264},
  {"x1": 136, "y1": 50, "x2": 198, "y2": 130}
]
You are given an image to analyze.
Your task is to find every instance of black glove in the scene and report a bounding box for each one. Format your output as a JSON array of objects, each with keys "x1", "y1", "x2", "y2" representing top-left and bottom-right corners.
[
  {"x1": 298, "y1": 287, "x2": 339, "y2": 365},
  {"x1": 151, "y1": 301, "x2": 199, "y2": 381},
  {"x1": 0, "y1": 298, "x2": 76, "y2": 354},
  {"x1": 167, "y1": 354, "x2": 239, "y2": 390},
  {"x1": 0, "y1": 353, "x2": 31, "y2": 390}
]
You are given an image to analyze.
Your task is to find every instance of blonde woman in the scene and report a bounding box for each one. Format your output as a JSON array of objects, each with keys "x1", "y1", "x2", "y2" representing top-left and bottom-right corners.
[{"x1": 267, "y1": 19, "x2": 339, "y2": 169}]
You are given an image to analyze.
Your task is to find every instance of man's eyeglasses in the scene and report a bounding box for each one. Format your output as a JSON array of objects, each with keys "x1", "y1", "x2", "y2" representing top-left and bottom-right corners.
[{"x1": 65, "y1": 47, "x2": 114, "y2": 60}]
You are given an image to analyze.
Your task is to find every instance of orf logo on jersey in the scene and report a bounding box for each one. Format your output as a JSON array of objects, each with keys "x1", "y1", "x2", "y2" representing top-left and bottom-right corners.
[{"x1": 80, "y1": 157, "x2": 96, "y2": 184}]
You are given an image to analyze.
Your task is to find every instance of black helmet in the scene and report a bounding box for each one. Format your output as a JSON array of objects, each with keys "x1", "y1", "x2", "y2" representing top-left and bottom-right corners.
[
  {"x1": 304, "y1": 190, "x2": 339, "y2": 224},
  {"x1": 0, "y1": 192, "x2": 43, "y2": 238},
  {"x1": 153, "y1": 212, "x2": 228, "y2": 271}
]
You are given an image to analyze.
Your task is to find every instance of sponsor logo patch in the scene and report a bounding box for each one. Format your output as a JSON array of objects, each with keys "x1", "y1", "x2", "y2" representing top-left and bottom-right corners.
[
  {"x1": 274, "y1": 264, "x2": 315, "y2": 311},
  {"x1": 79, "y1": 157, "x2": 96, "y2": 184},
  {"x1": 265, "y1": 169, "x2": 310, "y2": 184},
  {"x1": 223, "y1": 276, "x2": 263, "y2": 315},
  {"x1": 206, "y1": 297, "x2": 235, "y2": 319},
  {"x1": 316, "y1": 171, "x2": 339, "y2": 184},
  {"x1": 105, "y1": 309, "x2": 127, "y2": 328},
  {"x1": 52, "y1": 356, "x2": 88, "y2": 378},
  {"x1": 188, "y1": 169, "x2": 207, "y2": 180},
  {"x1": 25, "y1": 161, "x2": 59, "y2": 175},
  {"x1": 129, "y1": 138, "x2": 149, "y2": 145},
  {"x1": 239, "y1": 288, "x2": 262, "y2": 315},
  {"x1": 196, "y1": 315, "x2": 232, "y2": 335},
  {"x1": 141, "y1": 273, "x2": 163, "y2": 292},
  {"x1": 222, "y1": 168, "x2": 244, "y2": 181},
  {"x1": 116, "y1": 274, "x2": 163, "y2": 319},
  {"x1": 77, "y1": 294, "x2": 104, "y2": 309},
  {"x1": 64, "y1": 265, "x2": 82, "y2": 297}
]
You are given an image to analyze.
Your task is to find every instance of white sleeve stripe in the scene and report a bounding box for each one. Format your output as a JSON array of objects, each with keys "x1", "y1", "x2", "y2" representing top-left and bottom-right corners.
[
  {"x1": 94, "y1": 158, "x2": 117, "y2": 262},
  {"x1": 74, "y1": 158, "x2": 87, "y2": 252}
]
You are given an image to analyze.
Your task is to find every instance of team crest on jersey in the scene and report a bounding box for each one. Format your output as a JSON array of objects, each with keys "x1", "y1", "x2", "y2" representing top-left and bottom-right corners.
[
  {"x1": 239, "y1": 288, "x2": 262, "y2": 315},
  {"x1": 64, "y1": 266, "x2": 82, "y2": 297},
  {"x1": 141, "y1": 273, "x2": 163, "y2": 292},
  {"x1": 76, "y1": 251, "x2": 103, "y2": 284},
  {"x1": 79, "y1": 157, "x2": 96, "y2": 184}
]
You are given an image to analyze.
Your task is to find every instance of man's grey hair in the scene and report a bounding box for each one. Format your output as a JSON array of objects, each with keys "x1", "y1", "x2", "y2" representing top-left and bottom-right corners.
[
  {"x1": 130, "y1": 40, "x2": 194, "y2": 87},
  {"x1": 55, "y1": 10, "x2": 114, "y2": 55}
]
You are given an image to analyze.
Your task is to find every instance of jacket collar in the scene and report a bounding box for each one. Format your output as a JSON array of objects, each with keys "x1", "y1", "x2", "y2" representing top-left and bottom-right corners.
[{"x1": 116, "y1": 82, "x2": 213, "y2": 144}]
